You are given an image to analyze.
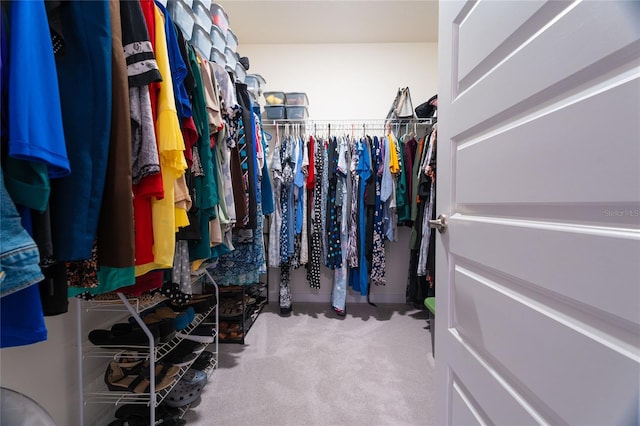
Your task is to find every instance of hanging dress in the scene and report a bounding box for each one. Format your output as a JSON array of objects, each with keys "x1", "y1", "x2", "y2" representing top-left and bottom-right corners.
[
  {"x1": 348, "y1": 137, "x2": 372, "y2": 296},
  {"x1": 370, "y1": 136, "x2": 386, "y2": 286}
]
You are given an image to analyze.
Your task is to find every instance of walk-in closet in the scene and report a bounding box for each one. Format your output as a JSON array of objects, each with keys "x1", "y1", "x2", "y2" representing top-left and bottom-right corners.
[{"x1": 1, "y1": 1, "x2": 638, "y2": 425}]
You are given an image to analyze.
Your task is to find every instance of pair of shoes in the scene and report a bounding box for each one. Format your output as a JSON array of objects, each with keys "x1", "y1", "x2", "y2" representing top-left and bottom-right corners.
[
  {"x1": 110, "y1": 404, "x2": 185, "y2": 426},
  {"x1": 89, "y1": 323, "x2": 161, "y2": 349},
  {"x1": 173, "y1": 339, "x2": 207, "y2": 354},
  {"x1": 104, "y1": 361, "x2": 176, "y2": 393},
  {"x1": 108, "y1": 416, "x2": 186, "y2": 426},
  {"x1": 181, "y1": 368, "x2": 208, "y2": 385},
  {"x1": 176, "y1": 325, "x2": 216, "y2": 344},
  {"x1": 162, "y1": 347, "x2": 198, "y2": 367},
  {"x1": 169, "y1": 294, "x2": 214, "y2": 314},
  {"x1": 113, "y1": 321, "x2": 176, "y2": 344},
  {"x1": 138, "y1": 305, "x2": 195, "y2": 331},
  {"x1": 191, "y1": 351, "x2": 214, "y2": 371},
  {"x1": 164, "y1": 375, "x2": 206, "y2": 408},
  {"x1": 219, "y1": 330, "x2": 244, "y2": 341},
  {"x1": 219, "y1": 321, "x2": 241, "y2": 332},
  {"x1": 114, "y1": 352, "x2": 181, "y2": 378},
  {"x1": 161, "y1": 337, "x2": 209, "y2": 366}
]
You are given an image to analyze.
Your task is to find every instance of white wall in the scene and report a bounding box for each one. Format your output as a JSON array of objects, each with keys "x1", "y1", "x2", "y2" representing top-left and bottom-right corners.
[
  {"x1": 0, "y1": 302, "x2": 128, "y2": 425},
  {"x1": 241, "y1": 42, "x2": 438, "y2": 120},
  {"x1": 243, "y1": 42, "x2": 438, "y2": 304}
]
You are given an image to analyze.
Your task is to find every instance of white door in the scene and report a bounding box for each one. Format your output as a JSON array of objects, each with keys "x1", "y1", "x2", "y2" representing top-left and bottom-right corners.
[{"x1": 435, "y1": 1, "x2": 640, "y2": 425}]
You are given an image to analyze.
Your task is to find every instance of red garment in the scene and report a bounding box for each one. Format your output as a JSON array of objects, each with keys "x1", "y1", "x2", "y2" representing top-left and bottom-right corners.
[
  {"x1": 181, "y1": 117, "x2": 198, "y2": 167},
  {"x1": 133, "y1": 0, "x2": 163, "y2": 267},
  {"x1": 122, "y1": 270, "x2": 164, "y2": 296},
  {"x1": 306, "y1": 135, "x2": 315, "y2": 189},
  {"x1": 133, "y1": 173, "x2": 163, "y2": 265}
]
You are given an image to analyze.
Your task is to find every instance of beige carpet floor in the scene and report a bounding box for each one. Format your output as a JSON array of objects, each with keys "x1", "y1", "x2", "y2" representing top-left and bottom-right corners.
[{"x1": 183, "y1": 302, "x2": 435, "y2": 426}]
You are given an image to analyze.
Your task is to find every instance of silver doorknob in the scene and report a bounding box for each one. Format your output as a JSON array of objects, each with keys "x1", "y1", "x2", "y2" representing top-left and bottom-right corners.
[{"x1": 429, "y1": 214, "x2": 448, "y2": 233}]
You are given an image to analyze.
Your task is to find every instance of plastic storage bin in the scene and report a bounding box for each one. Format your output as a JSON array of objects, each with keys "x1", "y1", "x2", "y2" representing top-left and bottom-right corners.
[
  {"x1": 192, "y1": 0, "x2": 212, "y2": 26},
  {"x1": 285, "y1": 106, "x2": 309, "y2": 120},
  {"x1": 235, "y1": 63, "x2": 247, "y2": 83},
  {"x1": 246, "y1": 74, "x2": 266, "y2": 89},
  {"x1": 263, "y1": 91, "x2": 285, "y2": 105},
  {"x1": 245, "y1": 74, "x2": 264, "y2": 103},
  {"x1": 244, "y1": 75, "x2": 261, "y2": 95},
  {"x1": 226, "y1": 29, "x2": 238, "y2": 52},
  {"x1": 285, "y1": 92, "x2": 309, "y2": 106},
  {"x1": 210, "y1": 46, "x2": 226, "y2": 66},
  {"x1": 264, "y1": 106, "x2": 285, "y2": 120},
  {"x1": 210, "y1": 25, "x2": 226, "y2": 52},
  {"x1": 167, "y1": 0, "x2": 196, "y2": 40},
  {"x1": 191, "y1": 23, "x2": 213, "y2": 58},
  {"x1": 224, "y1": 47, "x2": 237, "y2": 70},
  {"x1": 225, "y1": 64, "x2": 237, "y2": 82},
  {"x1": 210, "y1": 3, "x2": 229, "y2": 36}
]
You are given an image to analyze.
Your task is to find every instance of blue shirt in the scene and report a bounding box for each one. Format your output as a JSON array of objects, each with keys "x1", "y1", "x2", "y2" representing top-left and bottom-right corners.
[
  {"x1": 6, "y1": 0, "x2": 69, "y2": 178},
  {"x1": 155, "y1": 1, "x2": 192, "y2": 120}
]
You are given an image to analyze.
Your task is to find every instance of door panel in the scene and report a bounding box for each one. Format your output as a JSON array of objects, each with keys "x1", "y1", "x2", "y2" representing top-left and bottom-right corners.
[
  {"x1": 450, "y1": 1, "x2": 640, "y2": 137},
  {"x1": 450, "y1": 218, "x2": 640, "y2": 326},
  {"x1": 450, "y1": 380, "x2": 487, "y2": 426},
  {"x1": 449, "y1": 351, "x2": 542, "y2": 425},
  {"x1": 457, "y1": 1, "x2": 572, "y2": 93},
  {"x1": 437, "y1": 1, "x2": 640, "y2": 425},
  {"x1": 456, "y1": 77, "x2": 640, "y2": 205},
  {"x1": 453, "y1": 266, "x2": 638, "y2": 425}
]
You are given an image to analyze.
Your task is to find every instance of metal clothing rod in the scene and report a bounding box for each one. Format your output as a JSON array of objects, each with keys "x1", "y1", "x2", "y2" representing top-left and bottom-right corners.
[{"x1": 266, "y1": 118, "x2": 434, "y2": 125}]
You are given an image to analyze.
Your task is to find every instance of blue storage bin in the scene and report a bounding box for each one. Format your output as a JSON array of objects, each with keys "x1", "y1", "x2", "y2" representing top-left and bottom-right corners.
[
  {"x1": 285, "y1": 106, "x2": 308, "y2": 120},
  {"x1": 224, "y1": 47, "x2": 237, "y2": 70},
  {"x1": 226, "y1": 28, "x2": 238, "y2": 52},
  {"x1": 192, "y1": 0, "x2": 212, "y2": 26},
  {"x1": 210, "y1": 46, "x2": 226, "y2": 66},
  {"x1": 210, "y1": 25, "x2": 226, "y2": 52},
  {"x1": 210, "y1": 3, "x2": 229, "y2": 36},
  {"x1": 191, "y1": 23, "x2": 212, "y2": 58},
  {"x1": 263, "y1": 91, "x2": 285, "y2": 106},
  {"x1": 285, "y1": 92, "x2": 309, "y2": 106},
  {"x1": 264, "y1": 106, "x2": 285, "y2": 120},
  {"x1": 235, "y1": 62, "x2": 247, "y2": 83},
  {"x1": 167, "y1": 0, "x2": 196, "y2": 40}
]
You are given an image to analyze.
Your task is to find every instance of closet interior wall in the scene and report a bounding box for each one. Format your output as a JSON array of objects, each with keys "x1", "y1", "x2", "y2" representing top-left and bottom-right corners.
[{"x1": 240, "y1": 42, "x2": 438, "y2": 119}]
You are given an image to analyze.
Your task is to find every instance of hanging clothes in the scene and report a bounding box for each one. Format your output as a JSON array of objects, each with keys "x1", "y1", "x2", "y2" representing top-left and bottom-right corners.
[
  {"x1": 369, "y1": 136, "x2": 386, "y2": 286},
  {"x1": 268, "y1": 136, "x2": 282, "y2": 268},
  {"x1": 325, "y1": 137, "x2": 342, "y2": 269},
  {"x1": 349, "y1": 137, "x2": 372, "y2": 296},
  {"x1": 307, "y1": 135, "x2": 323, "y2": 289},
  {"x1": 331, "y1": 136, "x2": 351, "y2": 314}
]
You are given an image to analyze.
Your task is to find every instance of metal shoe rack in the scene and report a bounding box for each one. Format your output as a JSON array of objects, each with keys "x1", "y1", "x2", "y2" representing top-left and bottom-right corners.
[{"x1": 76, "y1": 270, "x2": 219, "y2": 425}]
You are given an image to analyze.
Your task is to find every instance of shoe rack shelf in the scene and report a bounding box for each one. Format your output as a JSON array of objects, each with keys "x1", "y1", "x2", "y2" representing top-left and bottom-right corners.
[
  {"x1": 218, "y1": 283, "x2": 268, "y2": 344},
  {"x1": 77, "y1": 270, "x2": 219, "y2": 426}
]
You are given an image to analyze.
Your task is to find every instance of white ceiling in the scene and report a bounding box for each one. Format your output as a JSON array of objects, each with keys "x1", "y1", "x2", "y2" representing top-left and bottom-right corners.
[{"x1": 216, "y1": 0, "x2": 439, "y2": 45}]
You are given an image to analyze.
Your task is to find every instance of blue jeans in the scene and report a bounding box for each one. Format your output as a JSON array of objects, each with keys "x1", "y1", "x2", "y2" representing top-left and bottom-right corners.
[{"x1": 0, "y1": 169, "x2": 43, "y2": 297}]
